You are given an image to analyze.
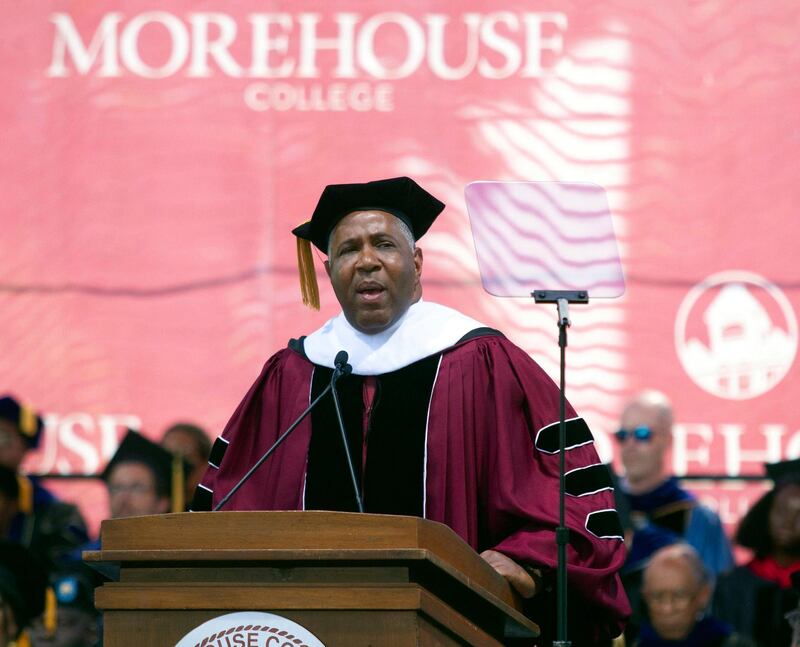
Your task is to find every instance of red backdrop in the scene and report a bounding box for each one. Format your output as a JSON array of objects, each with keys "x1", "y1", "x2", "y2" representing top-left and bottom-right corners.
[{"x1": 1, "y1": 1, "x2": 798, "y2": 537}]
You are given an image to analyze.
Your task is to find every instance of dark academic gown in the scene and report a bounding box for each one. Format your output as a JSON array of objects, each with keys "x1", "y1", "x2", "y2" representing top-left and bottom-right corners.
[
  {"x1": 714, "y1": 564, "x2": 800, "y2": 647},
  {"x1": 634, "y1": 617, "x2": 755, "y2": 647},
  {"x1": 195, "y1": 330, "x2": 630, "y2": 643},
  {"x1": 9, "y1": 475, "x2": 89, "y2": 570}
]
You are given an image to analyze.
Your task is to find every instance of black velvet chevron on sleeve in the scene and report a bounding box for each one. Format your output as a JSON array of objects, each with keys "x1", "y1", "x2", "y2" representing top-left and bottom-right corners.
[
  {"x1": 535, "y1": 417, "x2": 594, "y2": 454},
  {"x1": 207, "y1": 437, "x2": 229, "y2": 469},
  {"x1": 190, "y1": 484, "x2": 213, "y2": 512},
  {"x1": 565, "y1": 463, "x2": 614, "y2": 497},
  {"x1": 586, "y1": 509, "x2": 624, "y2": 539}
]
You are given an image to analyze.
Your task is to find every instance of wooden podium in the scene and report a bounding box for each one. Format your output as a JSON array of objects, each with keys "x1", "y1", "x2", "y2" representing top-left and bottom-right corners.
[{"x1": 84, "y1": 511, "x2": 539, "y2": 646}]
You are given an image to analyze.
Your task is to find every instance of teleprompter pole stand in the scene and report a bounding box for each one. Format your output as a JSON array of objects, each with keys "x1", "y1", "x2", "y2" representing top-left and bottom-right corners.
[{"x1": 533, "y1": 289, "x2": 589, "y2": 647}]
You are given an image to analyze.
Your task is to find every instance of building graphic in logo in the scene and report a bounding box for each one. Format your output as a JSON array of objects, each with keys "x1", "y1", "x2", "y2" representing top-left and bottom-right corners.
[{"x1": 675, "y1": 271, "x2": 798, "y2": 400}]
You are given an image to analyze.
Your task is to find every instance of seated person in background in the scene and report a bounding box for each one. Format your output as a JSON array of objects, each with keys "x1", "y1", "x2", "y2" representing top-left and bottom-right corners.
[
  {"x1": 637, "y1": 544, "x2": 754, "y2": 647},
  {"x1": 617, "y1": 391, "x2": 733, "y2": 574},
  {"x1": 160, "y1": 422, "x2": 211, "y2": 511},
  {"x1": 714, "y1": 459, "x2": 800, "y2": 647},
  {"x1": 67, "y1": 431, "x2": 182, "y2": 647},
  {"x1": 76, "y1": 429, "x2": 187, "y2": 552},
  {"x1": 612, "y1": 467, "x2": 681, "y2": 643},
  {"x1": 29, "y1": 566, "x2": 99, "y2": 647},
  {"x1": 103, "y1": 430, "x2": 186, "y2": 520},
  {"x1": 0, "y1": 540, "x2": 48, "y2": 647},
  {"x1": 0, "y1": 395, "x2": 88, "y2": 569},
  {"x1": 616, "y1": 390, "x2": 733, "y2": 636}
]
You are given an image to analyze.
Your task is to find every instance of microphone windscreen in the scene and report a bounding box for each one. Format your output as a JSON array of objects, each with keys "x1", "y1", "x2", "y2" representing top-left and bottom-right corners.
[{"x1": 334, "y1": 350, "x2": 349, "y2": 368}]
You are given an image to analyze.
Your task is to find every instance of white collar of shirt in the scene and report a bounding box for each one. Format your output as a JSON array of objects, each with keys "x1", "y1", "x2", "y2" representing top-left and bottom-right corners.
[{"x1": 303, "y1": 300, "x2": 487, "y2": 375}]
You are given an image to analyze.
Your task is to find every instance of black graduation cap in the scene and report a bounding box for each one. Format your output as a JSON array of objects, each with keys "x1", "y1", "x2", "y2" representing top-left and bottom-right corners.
[
  {"x1": 102, "y1": 430, "x2": 189, "y2": 513},
  {"x1": 291, "y1": 176, "x2": 445, "y2": 309},
  {"x1": 0, "y1": 394, "x2": 44, "y2": 448},
  {"x1": 0, "y1": 540, "x2": 48, "y2": 636},
  {"x1": 765, "y1": 457, "x2": 800, "y2": 485}
]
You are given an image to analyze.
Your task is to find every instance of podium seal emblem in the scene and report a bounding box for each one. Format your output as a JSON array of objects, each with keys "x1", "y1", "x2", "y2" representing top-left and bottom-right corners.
[{"x1": 175, "y1": 611, "x2": 326, "y2": 647}]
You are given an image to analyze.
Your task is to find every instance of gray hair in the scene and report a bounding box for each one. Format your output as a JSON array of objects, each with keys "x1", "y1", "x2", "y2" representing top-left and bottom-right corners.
[{"x1": 327, "y1": 216, "x2": 416, "y2": 258}]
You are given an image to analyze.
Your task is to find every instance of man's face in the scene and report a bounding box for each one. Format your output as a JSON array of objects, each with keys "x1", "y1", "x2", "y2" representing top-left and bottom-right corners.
[
  {"x1": 107, "y1": 462, "x2": 169, "y2": 519},
  {"x1": 619, "y1": 403, "x2": 670, "y2": 484},
  {"x1": 0, "y1": 420, "x2": 27, "y2": 471},
  {"x1": 642, "y1": 560, "x2": 710, "y2": 641},
  {"x1": 325, "y1": 210, "x2": 422, "y2": 334},
  {"x1": 770, "y1": 483, "x2": 800, "y2": 553}
]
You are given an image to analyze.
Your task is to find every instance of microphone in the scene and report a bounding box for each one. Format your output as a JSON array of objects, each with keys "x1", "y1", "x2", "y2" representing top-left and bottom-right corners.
[
  {"x1": 333, "y1": 350, "x2": 353, "y2": 377},
  {"x1": 213, "y1": 349, "x2": 355, "y2": 512},
  {"x1": 334, "y1": 350, "x2": 348, "y2": 372}
]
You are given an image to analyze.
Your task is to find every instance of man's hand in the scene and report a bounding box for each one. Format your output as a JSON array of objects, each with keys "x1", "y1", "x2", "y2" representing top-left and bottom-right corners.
[{"x1": 480, "y1": 549, "x2": 539, "y2": 598}]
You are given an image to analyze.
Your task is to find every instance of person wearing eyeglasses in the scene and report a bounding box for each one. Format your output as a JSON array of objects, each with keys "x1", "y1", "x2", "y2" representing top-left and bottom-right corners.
[
  {"x1": 103, "y1": 430, "x2": 188, "y2": 520},
  {"x1": 636, "y1": 543, "x2": 754, "y2": 647},
  {"x1": 616, "y1": 391, "x2": 733, "y2": 576},
  {"x1": 615, "y1": 391, "x2": 734, "y2": 643},
  {"x1": 713, "y1": 459, "x2": 800, "y2": 647}
]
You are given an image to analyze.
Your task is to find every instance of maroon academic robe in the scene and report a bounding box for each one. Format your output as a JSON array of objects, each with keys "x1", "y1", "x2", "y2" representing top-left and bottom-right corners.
[{"x1": 196, "y1": 332, "x2": 630, "y2": 643}]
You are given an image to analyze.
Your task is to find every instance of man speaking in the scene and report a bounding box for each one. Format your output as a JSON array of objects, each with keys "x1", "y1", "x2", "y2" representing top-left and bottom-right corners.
[{"x1": 193, "y1": 176, "x2": 629, "y2": 643}]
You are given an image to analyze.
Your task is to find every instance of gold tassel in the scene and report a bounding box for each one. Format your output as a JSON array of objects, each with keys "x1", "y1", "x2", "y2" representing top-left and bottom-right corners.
[
  {"x1": 44, "y1": 586, "x2": 57, "y2": 637},
  {"x1": 19, "y1": 404, "x2": 36, "y2": 439},
  {"x1": 16, "y1": 475, "x2": 33, "y2": 514},
  {"x1": 13, "y1": 630, "x2": 32, "y2": 647},
  {"x1": 296, "y1": 235, "x2": 320, "y2": 310},
  {"x1": 171, "y1": 454, "x2": 185, "y2": 513}
]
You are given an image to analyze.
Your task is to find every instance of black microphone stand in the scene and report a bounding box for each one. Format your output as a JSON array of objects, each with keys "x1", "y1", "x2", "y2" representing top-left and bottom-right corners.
[
  {"x1": 213, "y1": 355, "x2": 354, "y2": 512},
  {"x1": 533, "y1": 288, "x2": 588, "y2": 647},
  {"x1": 330, "y1": 362, "x2": 364, "y2": 513}
]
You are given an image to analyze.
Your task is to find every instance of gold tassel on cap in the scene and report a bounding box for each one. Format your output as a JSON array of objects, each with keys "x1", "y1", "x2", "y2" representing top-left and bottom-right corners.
[
  {"x1": 19, "y1": 404, "x2": 36, "y2": 439},
  {"x1": 44, "y1": 586, "x2": 57, "y2": 637},
  {"x1": 296, "y1": 233, "x2": 320, "y2": 310},
  {"x1": 171, "y1": 454, "x2": 185, "y2": 513},
  {"x1": 17, "y1": 475, "x2": 33, "y2": 514}
]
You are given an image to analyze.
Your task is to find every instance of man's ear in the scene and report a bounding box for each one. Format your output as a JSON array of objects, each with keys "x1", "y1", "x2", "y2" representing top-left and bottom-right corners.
[
  {"x1": 414, "y1": 247, "x2": 423, "y2": 278},
  {"x1": 696, "y1": 582, "x2": 712, "y2": 609},
  {"x1": 324, "y1": 259, "x2": 331, "y2": 278},
  {"x1": 663, "y1": 425, "x2": 674, "y2": 449}
]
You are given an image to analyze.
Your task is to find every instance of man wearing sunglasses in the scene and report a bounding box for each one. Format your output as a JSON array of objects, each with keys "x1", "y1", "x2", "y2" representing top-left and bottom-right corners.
[{"x1": 615, "y1": 390, "x2": 734, "y2": 641}]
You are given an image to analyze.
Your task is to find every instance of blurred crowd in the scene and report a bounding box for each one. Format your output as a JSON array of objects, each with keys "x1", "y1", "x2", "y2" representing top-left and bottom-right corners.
[
  {"x1": 615, "y1": 391, "x2": 800, "y2": 647},
  {"x1": 0, "y1": 395, "x2": 209, "y2": 647},
  {"x1": 2, "y1": 390, "x2": 800, "y2": 647}
]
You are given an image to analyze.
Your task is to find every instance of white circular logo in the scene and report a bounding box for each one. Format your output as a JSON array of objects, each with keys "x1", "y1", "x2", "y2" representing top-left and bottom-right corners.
[
  {"x1": 175, "y1": 611, "x2": 326, "y2": 647},
  {"x1": 675, "y1": 271, "x2": 798, "y2": 400}
]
